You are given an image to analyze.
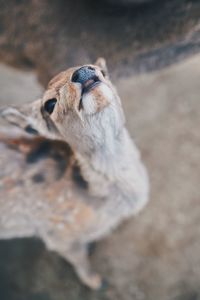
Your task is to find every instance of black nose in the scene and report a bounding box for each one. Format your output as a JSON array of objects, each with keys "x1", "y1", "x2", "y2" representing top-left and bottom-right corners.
[{"x1": 72, "y1": 66, "x2": 96, "y2": 84}]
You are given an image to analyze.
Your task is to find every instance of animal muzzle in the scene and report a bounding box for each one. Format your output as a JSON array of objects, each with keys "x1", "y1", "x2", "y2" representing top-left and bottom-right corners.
[{"x1": 72, "y1": 66, "x2": 101, "y2": 95}]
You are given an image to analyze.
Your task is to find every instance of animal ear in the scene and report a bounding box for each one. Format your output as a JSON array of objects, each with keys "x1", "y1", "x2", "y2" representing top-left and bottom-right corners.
[
  {"x1": 95, "y1": 57, "x2": 109, "y2": 77},
  {"x1": 0, "y1": 99, "x2": 62, "y2": 139},
  {"x1": 0, "y1": 105, "x2": 39, "y2": 135},
  {"x1": 0, "y1": 99, "x2": 43, "y2": 135}
]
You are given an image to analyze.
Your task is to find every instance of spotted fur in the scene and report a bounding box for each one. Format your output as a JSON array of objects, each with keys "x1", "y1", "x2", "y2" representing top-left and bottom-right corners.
[{"x1": 0, "y1": 58, "x2": 149, "y2": 289}]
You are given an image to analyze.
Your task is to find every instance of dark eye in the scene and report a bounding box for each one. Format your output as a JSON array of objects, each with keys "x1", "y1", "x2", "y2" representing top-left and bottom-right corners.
[{"x1": 44, "y1": 98, "x2": 57, "y2": 114}]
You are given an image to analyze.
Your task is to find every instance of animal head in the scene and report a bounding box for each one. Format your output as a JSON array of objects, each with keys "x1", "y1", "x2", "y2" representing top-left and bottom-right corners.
[{"x1": 1, "y1": 58, "x2": 125, "y2": 154}]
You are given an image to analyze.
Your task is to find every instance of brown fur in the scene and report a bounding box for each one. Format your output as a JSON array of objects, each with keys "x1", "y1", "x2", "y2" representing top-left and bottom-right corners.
[{"x1": 0, "y1": 61, "x2": 149, "y2": 289}]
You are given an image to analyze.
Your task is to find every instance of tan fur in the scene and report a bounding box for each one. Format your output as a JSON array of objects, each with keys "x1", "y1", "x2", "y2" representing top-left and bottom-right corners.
[{"x1": 0, "y1": 59, "x2": 149, "y2": 289}]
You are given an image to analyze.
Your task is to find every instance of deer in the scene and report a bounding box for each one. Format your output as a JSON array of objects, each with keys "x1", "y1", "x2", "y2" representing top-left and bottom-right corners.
[{"x1": 0, "y1": 58, "x2": 149, "y2": 290}]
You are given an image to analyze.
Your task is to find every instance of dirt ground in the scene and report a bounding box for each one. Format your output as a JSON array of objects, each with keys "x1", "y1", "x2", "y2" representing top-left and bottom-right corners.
[{"x1": 0, "y1": 53, "x2": 199, "y2": 300}]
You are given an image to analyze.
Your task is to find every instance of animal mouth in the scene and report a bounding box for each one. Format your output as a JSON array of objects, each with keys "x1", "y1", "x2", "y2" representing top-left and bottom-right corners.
[{"x1": 81, "y1": 76, "x2": 101, "y2": 95}]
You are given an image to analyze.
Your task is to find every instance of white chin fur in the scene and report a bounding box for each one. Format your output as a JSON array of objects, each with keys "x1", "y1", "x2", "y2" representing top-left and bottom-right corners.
[
  {"x1": 82, "y1": 93, "x2": 97, "y2": 115},
  {"x1": 100, "y1": 84, "x2": 113, "y2": 102},
  {"x1": 82, "y1": 83, "x2": 113, "y2": 115}
]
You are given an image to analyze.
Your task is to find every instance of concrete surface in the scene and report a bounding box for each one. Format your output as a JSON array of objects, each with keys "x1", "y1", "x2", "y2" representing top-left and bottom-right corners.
[
  {"x1": 0, "y1": 64, "x2": 43, "y2": 106},
  {"x1": 0, "y1": 54, "x2": 200, "y2": 300}
]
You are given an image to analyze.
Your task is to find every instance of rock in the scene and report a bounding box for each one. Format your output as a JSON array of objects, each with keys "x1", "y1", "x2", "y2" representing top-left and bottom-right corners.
[
  {"x1": 105, "y1": 0, "x2": 154, "y2": 5},
  {"x1": 0, "y1": 0, "x2": 200, "y2": 85}
]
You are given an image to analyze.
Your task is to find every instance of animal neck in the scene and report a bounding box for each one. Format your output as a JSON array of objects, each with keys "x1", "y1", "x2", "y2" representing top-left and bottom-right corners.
[{"x1": 74, "y1": 126, "x2": 141, "y2": 197}]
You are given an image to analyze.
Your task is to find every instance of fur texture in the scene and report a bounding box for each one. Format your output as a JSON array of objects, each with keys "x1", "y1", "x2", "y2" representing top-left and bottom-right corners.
[{"x1": 0, "y1": 58, "x2": 149, "y2": 289}]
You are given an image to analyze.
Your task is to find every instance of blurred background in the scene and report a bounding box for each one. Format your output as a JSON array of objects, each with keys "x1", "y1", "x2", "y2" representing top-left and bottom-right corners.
[{"x1": 0, "y1": 0, "x2": 200, "y2": 299}]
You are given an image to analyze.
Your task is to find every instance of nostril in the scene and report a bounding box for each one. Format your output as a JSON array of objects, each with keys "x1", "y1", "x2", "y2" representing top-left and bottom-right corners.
[{"x1": 71, "y1": 70, "x2": 80, "y2": 83}]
